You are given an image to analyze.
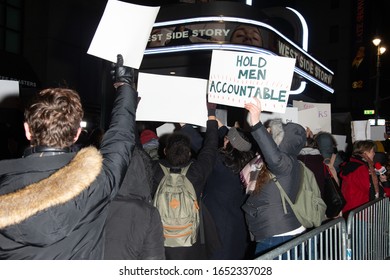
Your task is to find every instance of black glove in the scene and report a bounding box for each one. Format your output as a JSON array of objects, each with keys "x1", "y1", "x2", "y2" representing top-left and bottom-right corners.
[
  {"x1": 110, "y1": 54, "x2": 134, "y2": 87},
  {"x1": 207, "y1": 100, "x2": 217, "y2": 116}
]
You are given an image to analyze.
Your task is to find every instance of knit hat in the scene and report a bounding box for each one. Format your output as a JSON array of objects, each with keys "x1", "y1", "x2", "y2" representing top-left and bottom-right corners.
[
  {"x1": 140, "y1": 129, "x2": 158, "y2": 145},
  {"x1": 227, "y1": 127, "x2": 252, "y2": 152}
]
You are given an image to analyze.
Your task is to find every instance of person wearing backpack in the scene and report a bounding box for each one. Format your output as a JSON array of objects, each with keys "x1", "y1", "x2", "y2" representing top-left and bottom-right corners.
[
  {"x1": 242, "y1": 98, "x2": 307, "y2": 258},
  {"x1": 151, "y1": 102, "x2": 219, "y2": 260},
  {"x1": 181, "y1": 121, "x2": 256, "y2": 260}
]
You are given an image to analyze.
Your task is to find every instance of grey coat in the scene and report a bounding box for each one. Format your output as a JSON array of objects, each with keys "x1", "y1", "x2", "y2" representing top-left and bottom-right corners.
[{"x1": 242, "y1": 120, "x2": 306, "y2": 241}]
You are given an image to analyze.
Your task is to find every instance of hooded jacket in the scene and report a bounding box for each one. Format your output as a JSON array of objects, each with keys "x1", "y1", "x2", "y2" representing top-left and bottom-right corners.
[
  {"x1": 104, "y1": 146, "x2": 165, "y2": 260},
  {"x1": 0, "y1": 84, "x2": 138, "y2": 259},
  {"x1": 242, "y1": 120, "x2": 307, "y2": 241}
]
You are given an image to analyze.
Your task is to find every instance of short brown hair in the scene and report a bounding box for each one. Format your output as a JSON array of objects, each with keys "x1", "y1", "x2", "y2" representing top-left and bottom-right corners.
[
  {"x1": 24, "y1": 88, "x2": 84, "y2": 148},
  {"x1": 352, "y1": 140, "x2": 376, "y2": 156}
]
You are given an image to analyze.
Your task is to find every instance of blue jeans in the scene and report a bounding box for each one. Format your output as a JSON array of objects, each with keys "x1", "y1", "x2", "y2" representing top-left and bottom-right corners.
[
  {"x1": 255, "y1": 235, "x2": 317, "y2": 260},
  {"x1": 255, "y1": 235, "x2": 296, "y2": 259}
]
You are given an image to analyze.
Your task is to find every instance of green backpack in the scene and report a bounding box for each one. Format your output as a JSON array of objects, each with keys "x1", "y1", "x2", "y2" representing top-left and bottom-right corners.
[
  {"x1": 272, "y1": 161, "x2": 327, "y2": 228},
  {"x1": 153, "y1": 163, "x2": 200, "y2": 247}
]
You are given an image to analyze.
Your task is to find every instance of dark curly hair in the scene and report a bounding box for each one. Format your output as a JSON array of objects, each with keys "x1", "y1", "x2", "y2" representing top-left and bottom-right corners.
[
  {"x1": 164, "y1": 132, "x2": 191, "y2": 166},
  {"x1": 220, "y1": 134, "x2": 256, "y2": 174}
]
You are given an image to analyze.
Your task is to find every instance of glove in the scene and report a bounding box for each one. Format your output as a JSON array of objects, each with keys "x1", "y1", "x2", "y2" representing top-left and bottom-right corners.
[
  {"x1": 207, "y1": 100, "x2": 217, "y2": 116},
  {"x1": 110, "y1": 54, "x2": 134, "y2": 87}
]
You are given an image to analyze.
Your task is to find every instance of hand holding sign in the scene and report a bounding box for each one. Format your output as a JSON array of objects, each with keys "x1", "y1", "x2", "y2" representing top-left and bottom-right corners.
[
  {"x1": 244, "y1": 98, "x2": 262, "y2": 127},
  {"x1": 208, "y1": 50, "x2": 295, "y2": 113}
]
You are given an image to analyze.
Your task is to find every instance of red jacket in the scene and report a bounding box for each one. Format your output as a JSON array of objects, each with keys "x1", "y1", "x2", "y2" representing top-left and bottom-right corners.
[{"x1": 339, "y1": 156, "x2": 370, "y2": 213}]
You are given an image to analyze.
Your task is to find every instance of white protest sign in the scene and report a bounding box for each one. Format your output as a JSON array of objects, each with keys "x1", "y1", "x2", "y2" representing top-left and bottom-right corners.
[
  {"x1": 136, "y1": 73, "x2": 208, "y2": 127},
  {"x1": 259, "y1": 107, "x2": 299, "y2": 125},
  {"x1": 156, "y1": 123, "x2": 176, "y2": 138},
  {"x1": 297, "y1": 107, "x2": 322, "y2": 134},
  {"x1": 87, "y1": 0, "x2": 160, "y2": 69},
  {"x1": 0, "y1": 80, "x2": 19, "y2": 108},
  {"x1": 293, "y1": 100, "x2": 331, "y2": 133},
  {"x1": 333, "y1": 134, "x2": 347, "y2": 152},
  {"x1": 351, "y1": 120, "x2": 370, "y2": 142},
  {"x1": 370, "y1": 125, "x2": 386, "y2": 141},
  {"x1": 208, "y1": 50, "x2": 296, "y2": 113}
]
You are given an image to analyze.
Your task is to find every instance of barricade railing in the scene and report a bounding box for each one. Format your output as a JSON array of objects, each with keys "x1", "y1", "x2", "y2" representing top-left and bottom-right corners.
[
  {"x1": 346, "y1": 197, "x2": 390, "y2": 260},
  {"x1": 255, "y1": 198, "x2": 390, "y2": 260},
  {"x1": 255, "y1": 217, "x2": 347, "y2": 260}
]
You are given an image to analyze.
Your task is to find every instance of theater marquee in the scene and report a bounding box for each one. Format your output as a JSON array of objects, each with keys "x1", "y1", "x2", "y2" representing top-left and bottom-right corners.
[{"x1": 144, "y1": 17, "x2": 334, "y2": 94}]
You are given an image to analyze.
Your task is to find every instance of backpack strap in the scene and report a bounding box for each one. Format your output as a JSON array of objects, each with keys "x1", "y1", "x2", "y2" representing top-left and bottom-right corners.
[
  {"x1": 272, "y1": 176, "x2": 292, "y2": 214},
  {"x1": 159, "y1": 163, "x2": 170, "y2": 176},
  {"x1": 199, "y1": 193, "x2": 205, "y2": 245},
  {"x1": 159, "y1": 163, "x2": 192, "y2": 176},
  {"x1": 180, "y1": 163, "x2": 192, "y2": 175},
  {"x1": 271, "y1": 162, "x2": 304, "y2": 214}
]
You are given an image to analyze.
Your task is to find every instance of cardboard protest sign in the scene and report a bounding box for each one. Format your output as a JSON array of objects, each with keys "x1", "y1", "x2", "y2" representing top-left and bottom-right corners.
[
  {"x1": 136, "y1": 73, "x2": 208, "y2": 127},
  {"x1": 293, "y1": 100, "x2": 331, "y2": 133},
  {"x1": 88, "y1": 0, "x2": 160, "y2": 69},
  {"x1": 208, "y1": 50, "x2": 295, "y2": 113}
]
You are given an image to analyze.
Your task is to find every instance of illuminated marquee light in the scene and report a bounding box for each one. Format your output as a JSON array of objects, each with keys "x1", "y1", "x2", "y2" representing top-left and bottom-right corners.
[
  {"x1": 150, "y1": 16, "x2": 333, "y2": 74},
  {"x1": 286, "y1": 7, "x2": 309, "y2": 51},
  {"x1": 145, "y1": 16, "x2": 334, "y2": 93},
  {"x1": 145, "y1": 43, "x2": 333, "y2": 93}
]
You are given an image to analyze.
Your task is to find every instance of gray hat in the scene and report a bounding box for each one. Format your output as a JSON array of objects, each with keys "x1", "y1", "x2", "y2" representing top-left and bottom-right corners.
[{"x1": 227, "y1": 127, "x2": 252, "y2": 152}]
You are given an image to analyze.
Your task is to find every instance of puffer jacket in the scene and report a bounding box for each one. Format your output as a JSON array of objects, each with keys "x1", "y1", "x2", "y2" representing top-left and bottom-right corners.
[
  {"x1": 242, "y1": 120, "x2": 306, "y2": 241},
  {"x1": 0, "y1": 84, "x2": 138, "y2": 259}
]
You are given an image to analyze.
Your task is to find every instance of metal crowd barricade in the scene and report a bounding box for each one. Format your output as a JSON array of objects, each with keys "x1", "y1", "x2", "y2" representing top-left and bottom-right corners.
[
  {"x1": 346, "y1": 197, "x2": 390, "y2": 260},
  {"x1": 255, "y1": 198, "x2": 390, "y2": 260},
  {"x1": 255, "y1": 217, "x2": 347, "y2": 260}
]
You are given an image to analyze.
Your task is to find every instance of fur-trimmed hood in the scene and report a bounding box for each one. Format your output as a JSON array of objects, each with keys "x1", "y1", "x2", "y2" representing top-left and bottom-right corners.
[
  {"x1": 0, "y1": 147, "x2": 103, "y2": 231},
  {"x1": 268, "y1": 119, "x2": 306, "y2": 156}
]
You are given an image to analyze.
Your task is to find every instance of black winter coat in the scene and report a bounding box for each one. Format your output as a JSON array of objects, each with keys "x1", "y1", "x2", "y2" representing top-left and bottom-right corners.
[
  {"x1": 182, "y1": 124, "x2": 250, "y2": 260},
  {"x1": 152, "y1": 120, "x2": 220, "y2": 260},
  {"x1": 104, "y1": 146, "x2": 165, "y2": 260},
  {"x1": 0, "y1": 84, "x2": 138, "y2": 259}
]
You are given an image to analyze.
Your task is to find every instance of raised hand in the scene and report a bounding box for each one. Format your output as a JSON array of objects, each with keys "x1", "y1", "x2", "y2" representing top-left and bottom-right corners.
[{"x1": 244, "y1": 98, "x2": 261, "y2": 126}]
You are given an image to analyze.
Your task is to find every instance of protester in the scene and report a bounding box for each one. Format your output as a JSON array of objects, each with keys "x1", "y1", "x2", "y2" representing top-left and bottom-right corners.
[
  {"x1": 151, "y1": 102, "x2": 219, "y2": 260},
  {"x1": 298, "y1": 127, "x2": 326, "y2": 198},
  {"x1": 0, "y1": 54, "x2": 138, "y2": 259},
  {"x1": 314, "y1": 131, "x2": 344, "y2": 173},
  {"x1": 140, "y1": 129, "x2": 160, "y2": 160},
  {"x1": 104, "y1": 145, "x2": 165, "y2": 260},
  {"x1": 242, "y1": 98, "x2": 307, "y2": 257},
  {"x1": 339, "y1": 140, "x2": 386, "y2": 215},
  {"x1": 181, "y1": 120, "x2": 255, "y2": 259}
]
